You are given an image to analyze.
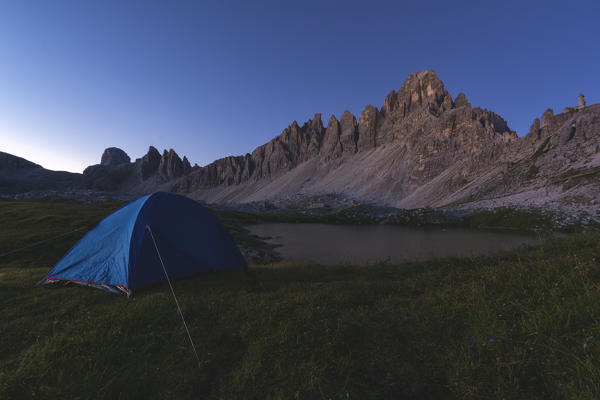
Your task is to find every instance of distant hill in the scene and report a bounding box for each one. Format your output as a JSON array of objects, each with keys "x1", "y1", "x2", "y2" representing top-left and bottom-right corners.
[
  {"x1": 0, "y1": 146, "x2": 199, "y2": 198},
  {"x1": 0, "y1": 151, "x2": 81, "y2": 194}
]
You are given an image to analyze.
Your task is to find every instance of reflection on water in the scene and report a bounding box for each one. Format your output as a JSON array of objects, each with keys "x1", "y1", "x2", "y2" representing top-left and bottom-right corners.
[{"x1": 247, "y1": 223, "x2": 541, "y2": 265}]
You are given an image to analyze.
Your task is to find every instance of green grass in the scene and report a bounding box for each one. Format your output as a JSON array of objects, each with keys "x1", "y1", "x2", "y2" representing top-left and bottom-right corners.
[
  {"x1": 216, "y1": 205, "x2": 589, "y2": 232},
  {"x1": 2, "y1": 200, "x2": 600, "y2": 398},
  {"x1": 462, "y1": 207, "x2": 556, "y2": 231}
]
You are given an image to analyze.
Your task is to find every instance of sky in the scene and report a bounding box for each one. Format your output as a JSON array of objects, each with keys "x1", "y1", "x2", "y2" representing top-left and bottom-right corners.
[{"x1": 0, "y1": 0, "x2": 598, "y2": 173}]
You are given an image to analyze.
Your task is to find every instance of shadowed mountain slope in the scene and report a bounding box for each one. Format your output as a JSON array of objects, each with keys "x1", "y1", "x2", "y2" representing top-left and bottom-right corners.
[{"x1": 0, "y1": 152, "x2": 81, "y2": 194}]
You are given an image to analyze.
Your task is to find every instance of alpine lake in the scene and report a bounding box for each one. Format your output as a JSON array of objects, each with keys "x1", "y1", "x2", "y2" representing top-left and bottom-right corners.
[{"x1": 247, "y1": 223, "x2": 542, "y2": 265}]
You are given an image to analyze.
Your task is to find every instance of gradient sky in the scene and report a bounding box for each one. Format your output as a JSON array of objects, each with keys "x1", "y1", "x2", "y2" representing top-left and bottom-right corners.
[{"x1": 0, "y1": 0, "x2": 598, "y2": 173}]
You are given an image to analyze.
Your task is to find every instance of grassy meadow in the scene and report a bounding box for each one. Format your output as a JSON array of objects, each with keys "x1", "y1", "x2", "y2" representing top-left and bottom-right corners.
[{"x1": 1, "y1": 199, "x2": 600, "y2": 399}]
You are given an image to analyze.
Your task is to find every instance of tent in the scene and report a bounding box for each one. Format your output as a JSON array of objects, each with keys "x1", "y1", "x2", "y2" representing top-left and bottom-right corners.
[{"x1": 41, "y1": 192, "x2": 247, "y2": 295}]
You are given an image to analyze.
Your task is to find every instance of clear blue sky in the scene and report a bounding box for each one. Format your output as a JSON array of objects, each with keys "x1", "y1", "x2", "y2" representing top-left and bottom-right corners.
[{"x1": 0, "y1": 0, "x2": 598, "y2": 172}]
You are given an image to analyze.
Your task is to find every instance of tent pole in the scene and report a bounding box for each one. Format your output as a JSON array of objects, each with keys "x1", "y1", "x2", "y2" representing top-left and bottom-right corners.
[{"x1": 146, "y1": 225, "x2": 202, "y2": 368}]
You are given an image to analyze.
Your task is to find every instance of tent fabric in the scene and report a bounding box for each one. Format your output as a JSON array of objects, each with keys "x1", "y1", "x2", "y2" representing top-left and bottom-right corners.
[{"x1": 43, "y1": 192, "x2": 246, "y2": 294}]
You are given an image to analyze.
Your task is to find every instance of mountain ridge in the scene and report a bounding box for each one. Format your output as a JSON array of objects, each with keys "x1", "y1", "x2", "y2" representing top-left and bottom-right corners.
[
  {"x1": 2, "y1": 70, "x2": 598, "y2": 213},
  {"x1": 0, "y1": 151, "x2": 81, "y2": 195},
  {"x1": 173, "y1": 70, "x2": 516, "y2": 193},
  {"x1": 171, "y1": 70, "x2": 599, "y2": 213}
]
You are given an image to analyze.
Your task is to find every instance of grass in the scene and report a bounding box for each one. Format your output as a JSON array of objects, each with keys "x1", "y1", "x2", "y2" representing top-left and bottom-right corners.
[
  {"x1": 216, "y1": 205, "x2": 589, "y2": 232},
  {"x1": 2, "y1": 200, "x2": 600, "y2": 398},
  {"x1": 462, "y1": 207, "x2": 556, "y2": 231},
  {"x1": 0, "y1": 198, "x2": 123, "y2": 268}
]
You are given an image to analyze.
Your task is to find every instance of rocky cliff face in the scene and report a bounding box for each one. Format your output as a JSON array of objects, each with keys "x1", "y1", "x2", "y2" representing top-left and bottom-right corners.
[
  {"x1": 170, "y1": 70, "x2": 599, "y2": 213},
  {"x1": 82, "y1": 146, "x2": 195, "y2": 192},
  {"x1": 173, "y1": 71, "x2": 517, "y2": 200},
  {"x1": 101, "y1": 147, "x2": 130, "y2": 166},
  {"x1": 157, "y1": 149, "x2": 192, "y2": 183},
  {"x1": 436, "y1": 102, "x2": 600, "y2": 211},
  {"x1": 139, "y1": 146, "x2": 162, "y2": 181},
  {"x1": 3, "y1": 70, "x2": 598, "y2": 212}
]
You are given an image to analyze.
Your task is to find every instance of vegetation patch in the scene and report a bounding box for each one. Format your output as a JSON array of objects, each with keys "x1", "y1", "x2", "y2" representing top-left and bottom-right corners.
[
  {"x1": 530, "y1": 137, "x2": 552, "y2": 161},
  {"x1": 462, "y1": 207, "x2": 555, "y2": 231},
  {"x1": 216, "y1": 204, "x2": 595, "y2": 233},
  {"x1": 554, "y1": 167, "x2": 600, "y2": 192},
  {"x1": 525, "y1": 164, "x2": 540, "y2": 180},
  {"x1": 2, "y1": 200, "x2": 600, "y2": 398}
]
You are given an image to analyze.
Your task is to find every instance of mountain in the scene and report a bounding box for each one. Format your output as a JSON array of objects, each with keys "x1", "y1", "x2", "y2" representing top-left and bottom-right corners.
[
  {"x1": 171, "y1": 70, "x2": 599, "y2": 212},
  {"x1": 2, "y1": 70, "x2": 598, "y2": 212},
  {"x1": 0, "y1": 152, "x2": 81, "y2": 194},
  {"x1": 81, "y1": 146, "x2": 195, "y2": 193},
  {"x1": 0, "y1": 146, "x2": 198, "y2": 199}
]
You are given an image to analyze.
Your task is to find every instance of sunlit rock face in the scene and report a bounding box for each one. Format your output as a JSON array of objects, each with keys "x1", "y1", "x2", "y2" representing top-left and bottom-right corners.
[
  {"x1": 173, "y1": 70, "x2": 517, "y2": 198},
  {"x1": 171, "y1": 70, "x2": 600, "y2": 213}
]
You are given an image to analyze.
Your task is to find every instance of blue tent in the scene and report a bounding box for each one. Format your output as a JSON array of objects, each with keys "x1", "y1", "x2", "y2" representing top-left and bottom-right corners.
[{"x1": 42, "y1": 192, "x2": 247, "y2": 295}]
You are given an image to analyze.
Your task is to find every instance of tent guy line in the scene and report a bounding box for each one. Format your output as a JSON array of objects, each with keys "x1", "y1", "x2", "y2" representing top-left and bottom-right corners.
[
  {"x1": 0, "y1": 227, "x2": 86, "y2": 258},
  {"x1": 147, "y1": 224, "x2": 202, "y2": 368}
]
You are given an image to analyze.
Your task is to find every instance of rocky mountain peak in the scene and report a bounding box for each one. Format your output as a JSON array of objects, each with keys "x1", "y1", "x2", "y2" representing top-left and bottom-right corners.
[
  {"x1": 542, "y1": 108, "x2": 554, "y2": 129},
  {"x1": 454, "y1": 93, "x2": 470, "y2": 108},
  {"x1": 528, "y1": 117, "x2": 542, "y2": 140},
  {"x1": 321, "y1": 114, "x2": 342, "y2": 158},
  {"x1": 381, "y1": 90, "x2": 398, "y2": 116},
  {"x1": 101, "y1": 147, "x2": 130, "y2": 166},
  {"x1": 357, "y1": 105, "x2": 379, "y2": 150},
  {"x1": 139, "y1": 146, "x2": 162, "y2": 180},
  {"x1": 339, "y1": 110, "x2": 358, "y2": 154},
  {"x1": 182, "y1": 156, "x2": 192, "y2": 174},
  {"x1": 146, "y1": 146, "x2": 160, "y2": 157},
  {"x1": 303, "y1": 113, "x2": 325, "y2": 157},
  {"x1": 400, "y1": 69, "x2": 442, "y2": 93},
  {"x1": 304, "y1": 113, "x2": 324, "y2": 132},
  {"x1": 158, "y1": 149, "x2": 185, "y2": 183},
  {"x1": 380, "y1": 71, "x2": 448, "y2": 117},
  {"x1": 417, "y1": 70, "x2": 446, "y2": 99}
]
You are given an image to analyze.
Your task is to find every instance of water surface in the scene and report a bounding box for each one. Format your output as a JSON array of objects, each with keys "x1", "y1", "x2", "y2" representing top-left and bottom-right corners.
[{"x1": 247, "y1": 223, "x2": 540, "y2": 265}]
